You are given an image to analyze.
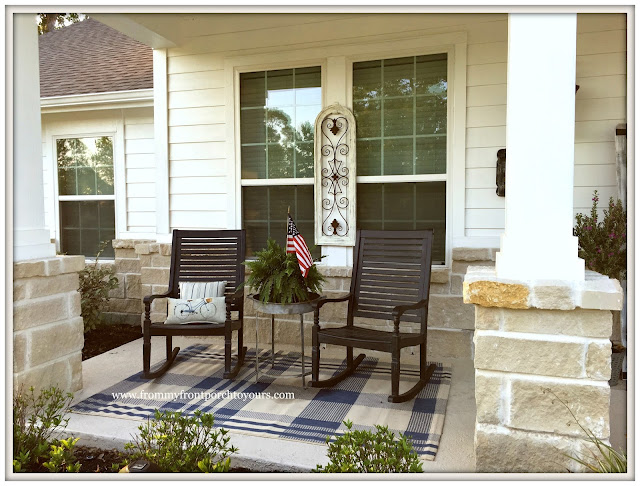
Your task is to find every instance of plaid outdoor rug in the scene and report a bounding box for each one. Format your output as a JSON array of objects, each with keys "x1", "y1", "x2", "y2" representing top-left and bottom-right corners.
[{"x1": 72, "y1": 344, "x2": 452, "y2": 460}]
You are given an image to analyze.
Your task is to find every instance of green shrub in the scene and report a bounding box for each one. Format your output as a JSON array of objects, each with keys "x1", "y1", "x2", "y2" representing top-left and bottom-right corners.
[
  {"x1": 242, "y1": 238, "x2": 325, "y2": 304},
  {"x1": 13, "y1": 386, "x2": 80, "y2": 473},
  {"x1": 313, "y1": 420, "x2": 423, "y2": 473},
  {"x1": 574, "y1": 190, "x2": 627, "y2": 281},
  {"x1": 78, "y1": 242, "x2": 119, "y2": 332},
  {"x1": 124, "y1": 410, "x2": 238, "y2": 473}
]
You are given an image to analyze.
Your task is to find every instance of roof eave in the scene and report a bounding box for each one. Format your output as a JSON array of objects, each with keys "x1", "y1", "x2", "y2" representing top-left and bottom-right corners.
[{"x1": 41, "y1": 88, "x2": 154, "y2": 114}]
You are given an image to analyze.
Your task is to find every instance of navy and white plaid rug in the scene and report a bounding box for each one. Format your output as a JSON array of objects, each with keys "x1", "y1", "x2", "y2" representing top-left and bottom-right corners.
[{"x1": 72, "y1": 344, "x2": 452, "y2": 460}]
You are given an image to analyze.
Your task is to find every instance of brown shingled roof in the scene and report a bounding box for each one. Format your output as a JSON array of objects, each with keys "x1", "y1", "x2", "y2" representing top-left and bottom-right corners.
[{"x1": 39, "y1": 18, "x2": 153, "y2": 98}]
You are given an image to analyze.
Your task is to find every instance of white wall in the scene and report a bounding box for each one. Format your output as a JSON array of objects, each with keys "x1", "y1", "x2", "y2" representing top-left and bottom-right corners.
[
  {"x1": 42, "y1": 106, "x2": 156, "y2": 245},
  {"x1": 163, "y1": 12, "x2": 626, "y2": 247}
]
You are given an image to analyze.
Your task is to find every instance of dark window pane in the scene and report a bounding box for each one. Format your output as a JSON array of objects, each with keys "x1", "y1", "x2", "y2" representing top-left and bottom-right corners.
[
  {"x1": 415, "y1": 54, "x2": 447, "y2": 95},
  {"x1": 357, "y1": 182, "x2": 446, "y2": 264},
  {"x1": 96, "y1": 167, "x2": 114, "y2": 195},
  {"x1": 240, "y1": 108, "x2": 266, "y2": 144},
  {"x1": 240, "y1": 71, "x2": 266, "y2": 107},
  {"x1": 353, "y1": 99, "x2": 381, "y2": 138},
  {"x1": 356, "y1": 139, "x2": 382, "y2": 176},
  {"x1": 58, "y1": 168, "x2": 77, "y2": 196},
  {"x1": 353, "y1": 60, "x2": 381, "y2": 100},
  {"x1": 241, "y1": 145, "x2": 267, "y2": 179},
  {"x1": 267, "y1": 143, "x2": 294, "y2": 179},
  {"x1": 383, "y1": 57, "x2": 414, "y2": 97},
  {"x1": 296, "y1": 141, "x2": 314, "y2": 178},
  {"x1": 242, "y1": 185, "x2": 317, "y2": 258},
  {"x1": 416, "y1": 136, "x2": 447, "y2": 174},
  {"x1": 383, "y1": 138, "x2": 413, "y2": 175},
  {"x1": 416, "y1": 95, "x2": 447, "y2": 135},
  {"x1": 383, "y1": 98, "x2": 413, "y2": 137},
  {"x1": 57, "y1": 137, "x2": 114, "y2": 196},
  {"x1": 267, "y1": 69, "x2": 294, "y2": 106},
  {"x1": 60, "y1": 200, "x2": 115, "y2": 258}
]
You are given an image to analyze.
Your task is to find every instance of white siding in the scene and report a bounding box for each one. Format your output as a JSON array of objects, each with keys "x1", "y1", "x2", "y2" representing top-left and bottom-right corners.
[
  {"x1": 124, "y1": 107, "x2": 156, "y2": 233},
  {"x1": 162, "y1": 13, "x2": 626, "y2": 239},
  {"x1": 41, "y1": 106, "x2": 156, "y2": 244}
]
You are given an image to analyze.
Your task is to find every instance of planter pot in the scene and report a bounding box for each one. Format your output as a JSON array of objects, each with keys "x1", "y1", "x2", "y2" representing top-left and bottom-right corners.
[{"x1": 250, "y1": 293, "x2": 323, "y2": 315}]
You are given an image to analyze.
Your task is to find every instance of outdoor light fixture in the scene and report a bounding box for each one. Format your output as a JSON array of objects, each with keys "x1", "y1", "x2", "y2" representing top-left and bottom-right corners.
[{"x1": 496, "y1": 148, "x2": 506, "y2": 197}]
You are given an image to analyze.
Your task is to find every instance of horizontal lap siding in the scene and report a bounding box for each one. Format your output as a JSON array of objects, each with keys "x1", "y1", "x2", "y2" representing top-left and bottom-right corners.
[
  {"x1": 464, "y1": 14, "x2": 626, "y2": 237},
  {"x1": 164, "y1": 13, "x2": 626, "y2": 236},
  {"x1": 124, "y1": 107, "x2": 156, "y2": 233}
]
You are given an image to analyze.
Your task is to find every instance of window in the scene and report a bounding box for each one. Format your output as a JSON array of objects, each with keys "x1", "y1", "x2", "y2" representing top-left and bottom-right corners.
[
  {"x1": 56, "y1": 136, "x2": 116, "y2": 258},
  {"x1": 353, "y1": 54, "x2": 447, "y2": 264},
  {"x1": 240, "y1": 67, "x2": 322, "y2": 256}
]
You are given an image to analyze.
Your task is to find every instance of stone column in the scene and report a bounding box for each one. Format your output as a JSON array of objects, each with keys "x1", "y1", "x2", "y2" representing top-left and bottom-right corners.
[
  {"x1": 464, "y1": 267, "x2": 623, "y2": 472},
  {"x1": 495, "y1": 13, "x2": 584, "y2": 281},
  {"x1": 12, "y1": 13, "x2": 55, "y2": 261}
]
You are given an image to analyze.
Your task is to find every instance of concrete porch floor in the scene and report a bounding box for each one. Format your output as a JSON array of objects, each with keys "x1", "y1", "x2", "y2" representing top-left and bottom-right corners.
[{"x1": 67, "y1": 335, "x2": 477, "y2": 472}]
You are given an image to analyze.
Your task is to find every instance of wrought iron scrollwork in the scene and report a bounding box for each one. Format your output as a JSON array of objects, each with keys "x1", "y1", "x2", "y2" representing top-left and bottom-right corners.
[{"x1": 320, "y1": 116, "x2": 350, "y2": 237}]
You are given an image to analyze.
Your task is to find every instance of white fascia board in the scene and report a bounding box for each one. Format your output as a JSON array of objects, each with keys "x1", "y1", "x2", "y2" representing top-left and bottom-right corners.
[
  {"x1": 41, "y1": 89, "x2": 154, "y2": 113},
  {"x1": 89, "y1": 14, "x2": 177, "y2": 48}
]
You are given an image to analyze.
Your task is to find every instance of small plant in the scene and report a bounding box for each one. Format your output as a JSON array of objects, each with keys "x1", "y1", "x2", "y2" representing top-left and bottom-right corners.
[
  {"x1": 78, "y1": 241, "x2": 119, "y2": 332},
  {"x1": 543, "y1": 389, "x2": 627, "y2": 473},
  {"x1": 574, "y1": 190, "x2": 627, "y2": 281},
  {"x1": 313, "y1": 420, "x2": 423, "y2": 473},
  {"x1": 242, "y1": 238, "x2": 325, "y2": 304},
  {"x1": 13, "y1": 385, "x2": 80, "y2": 473},
  {"x1": 124, "y1": 410, "x2": 238, "y2": 473}
]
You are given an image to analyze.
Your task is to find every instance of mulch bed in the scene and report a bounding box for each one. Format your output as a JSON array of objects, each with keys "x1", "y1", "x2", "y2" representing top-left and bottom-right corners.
[{"x1": 82, "y1": 324, "x2": 142, "y2": 361}]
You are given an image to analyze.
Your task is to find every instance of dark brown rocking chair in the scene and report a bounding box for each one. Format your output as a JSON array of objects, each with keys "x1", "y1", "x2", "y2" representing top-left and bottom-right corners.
[
  {"x1": 142, "y1": 229, "x2": 247, "y2": 379},
  {"x1": 310, "y1": 229, "x2": 436, "y2": 403}
]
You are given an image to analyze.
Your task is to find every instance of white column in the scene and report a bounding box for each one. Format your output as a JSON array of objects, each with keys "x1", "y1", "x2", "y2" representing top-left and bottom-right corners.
[
  {"x1": 495, "y1": 13, "x2": 584, "y2": 281},
  {"x1": 153, "y1": 48, "x2": 170, "y2": 239},
  {"x1": 12, "y1": 13, "x2": 55, "y2": 261}
]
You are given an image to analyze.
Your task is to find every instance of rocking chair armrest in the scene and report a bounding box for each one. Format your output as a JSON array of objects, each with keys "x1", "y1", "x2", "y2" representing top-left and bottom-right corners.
[
  {"x1": 392, "y1": 298, "x2": 429, "y2": 320},
  {"x1": 143, "y1": 292, "x2": 172, "y2": 306},
  {"x1": 225, "y1": 287, "x2": 244, "y2": 306},
  {"x1": 313, "y1": 293, "x2": 353, "y2": 311}
]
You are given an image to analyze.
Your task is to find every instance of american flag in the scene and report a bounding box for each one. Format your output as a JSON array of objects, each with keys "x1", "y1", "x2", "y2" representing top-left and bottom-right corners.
[{"x1": 286, "y1": 213, "x2": 313, "y2": 278}]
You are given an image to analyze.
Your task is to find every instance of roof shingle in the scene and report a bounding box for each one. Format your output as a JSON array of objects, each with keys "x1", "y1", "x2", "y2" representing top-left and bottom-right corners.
[{"x1": 39, "y1": 18, "x2": 153, "y2": 98}]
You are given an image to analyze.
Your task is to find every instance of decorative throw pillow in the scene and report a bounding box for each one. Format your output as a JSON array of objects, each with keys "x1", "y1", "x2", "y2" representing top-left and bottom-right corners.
[
  {"x1": 179, "y1": 281, "x2": 226, "y2": 299},
  {"x1": 164, "y1": 296, "x2": 227, "y2": 325}
]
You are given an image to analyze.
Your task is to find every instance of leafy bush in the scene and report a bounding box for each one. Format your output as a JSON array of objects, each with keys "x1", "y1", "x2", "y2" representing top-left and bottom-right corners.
[
  {"x1": 574, "y1": 190, "x2": 627, "y2": 281},
  {"x1": 124, "y1": 410, "x2": 238, "y2": 473},
  {"x1": 544, "y1": 388, "x2": 627, "y2": 473},
  {"x1": 242, "y1": 238, "x2": 325, "y2": 304},
  {"x1": 313, "y1": 420, "x2": 423, "y2": 473},
  {"x1": 13, "y1": 386, "x2": 80, "y2": 473},
  {"x1": 78, "y1": 242, "x2": 119, "y2": 332}
]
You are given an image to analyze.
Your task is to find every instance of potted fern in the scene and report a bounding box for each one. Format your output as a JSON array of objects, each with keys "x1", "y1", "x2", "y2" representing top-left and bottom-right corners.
[{"x1": 242, "y1": 238, "x2": 325, "y2": 314}]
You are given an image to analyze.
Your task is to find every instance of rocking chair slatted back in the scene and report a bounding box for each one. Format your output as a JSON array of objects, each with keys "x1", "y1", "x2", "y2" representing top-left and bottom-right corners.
[
  {"x1": 168, "y1": 230, "x2": 246, "y2": 310},
  {"x1": 350, "y1": 230, "x2": 433, "y2": 328}
]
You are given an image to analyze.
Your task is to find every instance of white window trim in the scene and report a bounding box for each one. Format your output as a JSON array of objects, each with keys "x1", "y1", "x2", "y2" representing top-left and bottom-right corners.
[
  {"x1": 51, "y1": 123, "x2": 126, "y2": 259},
  {"x1": 225, "y1": 30, "x2": 466, "y2": 268}
]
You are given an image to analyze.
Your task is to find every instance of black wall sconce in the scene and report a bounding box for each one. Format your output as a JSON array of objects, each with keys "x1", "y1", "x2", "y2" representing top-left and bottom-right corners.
[{"x1": 496, "y1": 148, "x2": 506, "y2": 197}]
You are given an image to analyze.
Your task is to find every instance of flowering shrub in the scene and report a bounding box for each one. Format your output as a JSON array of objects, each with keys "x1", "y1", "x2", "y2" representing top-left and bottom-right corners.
[{"x1": 573, "y1": 190, "x2": 626, "y2": 281}]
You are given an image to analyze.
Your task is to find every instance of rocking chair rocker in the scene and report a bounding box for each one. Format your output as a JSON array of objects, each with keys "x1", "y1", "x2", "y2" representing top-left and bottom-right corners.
[
  {"x1": 310, "y1": 229, "x2": 436, "y2": 403},
  {"x1": 142, "y1": 229, "x2": 247, "y2": 379}
]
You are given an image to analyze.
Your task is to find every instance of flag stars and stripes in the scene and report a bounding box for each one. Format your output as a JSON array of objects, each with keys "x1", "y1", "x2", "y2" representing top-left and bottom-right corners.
[{"x1": 287, "y1": 213, "x2": 313, "y2": 278}]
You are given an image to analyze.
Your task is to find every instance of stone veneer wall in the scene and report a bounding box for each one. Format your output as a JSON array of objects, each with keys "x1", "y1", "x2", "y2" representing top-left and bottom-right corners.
[
  {"x1": 13, "y1": 256, "x2": 86, "y2": 393},
  {"x1": 464, "y1": 267, "x2": 622, "y2": 473},
  {"x1": 123, "y1": 241, "x2": 497, "y2": 360}
]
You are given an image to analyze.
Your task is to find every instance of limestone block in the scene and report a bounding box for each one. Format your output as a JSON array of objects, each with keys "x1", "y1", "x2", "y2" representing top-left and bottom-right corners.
[
  {"x1": 115, "y1": 258, "x2": 140, "y2": 274},
  {"x1": 109, "y1": 274, "x2": 126, "y2": 299},
  {"x1": 14, "y1": 260, "x2": 46, "y2": 279},
  {"x1": 44, "y1": 258, "x2": 62, "y2": 276},
  {"x1": 463, "y1": 280, "x2": 529, "y2": 309},
  {"x1": 159, "y1": 244, "x2": 172, "y2": 256},
  {"x1": 427, "y1": 329, "x2": 472, "y2": 359},
  {"x1": 69, "y1": 291, "x2": 82, "y2": 317},
  {"x1": 126, "y1": 274, "x2": 142, "y2": 299},
  {"x1": 579, "y1": 276, "x2": 624, "y2": 311},
  {"x1": 475, "y1": 371, "x2": 503, "y2": 425},
  {"x1": 151, "y1": 298, "x2": 168, "y2": 314},
  {"x1": 428, "y1": 295, "x2": 475, "y2": 330},
  {"x1": 501, "y1": 308, "x2": 612, "y2": 338},
  {"x1": 475, "y1": 424, "x2": 586, "y2": 473},
  {"x1": 508, "y1": 379, "x2": 610, "y2": 439},
  {"x1": 450, "y1": 275, "x2": 464, "y2": 295},
  {"x1": 319, "y1": 266, "x2": 352, "y2": 278},
  {"x1": 152, "y1": 284, "x2": 169, "y2": 295},
  {"x1": 151, "y1": 254, "x2": 171, "y2": 268},
  {"x1": 113, "y1": 239, "x2": 152, "y2": 249},
  {"x1": 14, "y1": 294, "x2": 69, "y2": 331},
  {"x1": 530, "y1": 283, "x2": 575, "y2": 310},
  {"x1": 475, "y1": 306, "x2": 501, "y2": 330},
  {"x1": 135, "y1": 243, "x2": 151, "y2": 255},
  {"x1": 321, "y1": 277, "x2": 344, "y2": 291},
  {"x1": 14, "y1": 358, "x2": 72, "y2": 395},
  {"x1": 69, "y1": 352, "x2": 83, "y2": 391},
  {"x1": 141, "y1": 284, "x2": 153, "y2": 300},
  {"x1": 452, "y1": 247, "x2": 491, "y2": 262},
  {"x1": 141, "y1": 267, "x2": 170, "y2": 286},
  {"x1": 29, "y1": 316, "x2": 84, "y2": 367},
  {"x1": 586, "y1": 341, "x2": 612, "y2": 381},
  {"x1": 59, "y1": 255, "x2": 86, "y2": 274},
  {"x1": 109, "y1": 298, "x2": 143, "y2": 314},
  {"x1": 430, "y1": 282, "x2": 450, "y2": 295},
  {"x1": 115, "y1": 248, "x2": 138, "y2": 259},
  {"x1": 474, "y1": 333, "x2": 584, "y2": 378},
  {"x1": 452, "y1": 260, "x2": 494, "y2": 275},
  {"x1": 14, "y1": 332, "x2": 27, "y2": 373},
  {"x1": 430, "y1": 267, "x2": 450, "y2": 284},
  {"x1": 138, "y1": 255, "x2": 152, "y2": 268},
  {"x1": 13, "y1": 280, "x2": 28, "y2": 301}
]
